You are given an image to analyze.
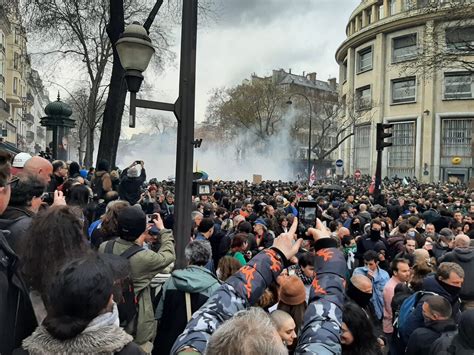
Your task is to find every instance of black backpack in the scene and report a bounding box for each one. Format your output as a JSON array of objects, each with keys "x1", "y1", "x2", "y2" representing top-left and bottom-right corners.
[{"x1": 104, "y1": 240, "x2": 144, "y2": 328}]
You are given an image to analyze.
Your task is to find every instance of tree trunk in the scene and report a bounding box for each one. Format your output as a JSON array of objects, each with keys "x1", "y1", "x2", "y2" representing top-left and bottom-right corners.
[
  {"x1": 96, "y1": 0, "x2": 126, "y2": 168},
  {"x1": 84, "y1": 128, "x2": 94, "y2": 167}
]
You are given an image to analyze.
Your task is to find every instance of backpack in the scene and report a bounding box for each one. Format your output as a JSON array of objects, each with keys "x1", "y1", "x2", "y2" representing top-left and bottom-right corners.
[
  {"x1": 104, "y1": 240, "x2": 144, "y2": 328},
  {"x1": 393, "y1": 290, "x2": 437, "y2": 339}
]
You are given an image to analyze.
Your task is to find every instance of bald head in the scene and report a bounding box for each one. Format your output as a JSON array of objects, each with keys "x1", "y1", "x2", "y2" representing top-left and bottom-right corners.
[
  {"x1": 23, "y1": 156, "x2": 53, "y2": 184},
  {"x1": 351, "y1": 274, "x2": 372, "y2": 293},
  {"x1": 455, "y1": 234, "x2": 470, "y2": 249},
  {"x1": 337, "y1": 227, "x2": 350, "y2": 239},
  {"x1": 359, "y1": 203, "x2": 367, "y2": 212},
  {"x1": 270, "y1": 310, "x2": 293, "y2": 330}
]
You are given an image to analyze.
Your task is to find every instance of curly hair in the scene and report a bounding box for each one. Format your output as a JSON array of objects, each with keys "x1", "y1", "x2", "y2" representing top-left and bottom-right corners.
[
  {"x1": 217, "y1": 256, "x2": 241, "y2": 281},
  {"x1": 20, "y1": 205, "x2": 88, "y2": 301}
]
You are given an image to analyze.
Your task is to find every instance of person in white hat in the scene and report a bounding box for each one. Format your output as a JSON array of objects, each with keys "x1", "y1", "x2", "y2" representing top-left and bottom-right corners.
[{"x1": 11, "y1": 152, "x2": 32, "y2": 176}]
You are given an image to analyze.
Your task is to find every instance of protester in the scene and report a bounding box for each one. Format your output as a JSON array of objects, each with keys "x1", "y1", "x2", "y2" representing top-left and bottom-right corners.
[
  {"x1": 154, "y1": 240, "x2": 220, "y2": 355},
  {"x1": 1, "y1": 174, "x2": 46, "y2": 252},
  {"x1": 99, "y1": 207, "x2": 175, "y2": 352},
  {"x1": 91, "y1": 160, "x2": 112, "y2": 200},
  {"x1": 16, "y1": 254, "x2": 142, "y2": 355},
  {"x1": 48, "y1": 160, "x2": 68, "y2": 192},
  {"x1": 215, "y1": 255, "x2": 241, "y2": 281},
  {"x1": 119, "y1": 161, "x2": 147, "y2": 205},
  {"x1": 270, "y1": 310, "x2": 297, "y2": 350},
  {"x1": 0, "y1": 151, "x2": 37, "y2": 355},
  {"x1": 22, "y1": 156, "x2": 53, "y2": 184},
  {"x1": 90, "y1": 200, "x2": 130, "y2": 249}
]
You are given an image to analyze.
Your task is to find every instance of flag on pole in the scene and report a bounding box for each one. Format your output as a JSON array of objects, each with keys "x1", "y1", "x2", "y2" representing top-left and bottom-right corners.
[{"x1": 309, "y1": 165, "x2": 316, "y2": 187}]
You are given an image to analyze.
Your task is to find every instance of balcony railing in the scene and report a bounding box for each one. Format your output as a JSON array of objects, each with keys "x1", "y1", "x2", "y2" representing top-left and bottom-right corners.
[
  {"x1": 23, "y1": 113, "x2": 34, "y2": 125},
  {"x1": 26, "y1": 92, "x2": 34, "y2": 104}
]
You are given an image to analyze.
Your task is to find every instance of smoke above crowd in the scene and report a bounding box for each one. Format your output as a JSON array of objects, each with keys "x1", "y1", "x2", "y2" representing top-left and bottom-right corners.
[{"x1": 116, "y1": 110, "x2": 301, "y2": 181}]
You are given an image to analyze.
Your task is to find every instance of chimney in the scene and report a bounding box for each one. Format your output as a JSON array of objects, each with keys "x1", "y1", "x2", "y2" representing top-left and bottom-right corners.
[
  {"x1": 302, "y1": 71, "x2": 305, "y2": 77},
  {"x1": 289, "y1": 68, "x2": 292, "y2": 74},
  {"x1": 307, "y1": 72, "x2": 317, "y2": 83},
  {"x1": 328, "y1": 78, "x2": 337, "y2": 90}
]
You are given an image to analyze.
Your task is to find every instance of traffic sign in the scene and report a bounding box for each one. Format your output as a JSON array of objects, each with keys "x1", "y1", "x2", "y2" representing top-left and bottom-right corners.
[{"x1": 335, "y1": 159, "x2": 343, "y2": 167}]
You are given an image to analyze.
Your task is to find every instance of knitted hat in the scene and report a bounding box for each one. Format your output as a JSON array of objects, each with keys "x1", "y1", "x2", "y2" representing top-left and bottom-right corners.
[{"x1": 278, "y1": 275, "x2": 306, "y2": 305}]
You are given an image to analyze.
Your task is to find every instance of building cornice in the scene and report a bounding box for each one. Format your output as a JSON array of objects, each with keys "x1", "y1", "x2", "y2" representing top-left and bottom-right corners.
[{"x1": 335, "y1": 6, "x2": 474, "y2": 62}]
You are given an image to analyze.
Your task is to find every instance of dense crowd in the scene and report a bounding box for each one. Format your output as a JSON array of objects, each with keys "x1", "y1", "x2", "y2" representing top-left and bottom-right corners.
[{"x1": 1, "y1": 151, "x2": 474, "y2": 355}]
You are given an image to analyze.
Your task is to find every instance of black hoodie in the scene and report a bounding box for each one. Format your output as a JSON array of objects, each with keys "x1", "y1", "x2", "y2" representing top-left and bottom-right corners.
[{"x1": 440, "y1": 248, "x2": 474, "y2": 300}]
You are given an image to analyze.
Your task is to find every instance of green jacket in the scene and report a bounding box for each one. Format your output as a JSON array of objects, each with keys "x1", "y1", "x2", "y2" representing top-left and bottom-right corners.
[{"x1": 99, "y1": 229, "x2": 175, "y2": 345}]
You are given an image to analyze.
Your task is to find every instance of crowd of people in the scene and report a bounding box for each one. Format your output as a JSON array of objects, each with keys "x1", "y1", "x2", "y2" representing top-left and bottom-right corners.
[{"x1": 1, "y1": 151, "x2": 474, "y2": 355}]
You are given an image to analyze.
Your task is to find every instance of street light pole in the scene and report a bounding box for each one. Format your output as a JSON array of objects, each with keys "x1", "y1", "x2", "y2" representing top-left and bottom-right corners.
[
  {"x1": 115, "y1": 1, "x2": 198, "y2": 268},
  {"x1": 287, "y1": 93, "x2": 313, "y2": 180}
]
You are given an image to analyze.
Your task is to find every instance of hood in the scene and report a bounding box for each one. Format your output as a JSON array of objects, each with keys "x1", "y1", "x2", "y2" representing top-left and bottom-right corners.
[
  {"x1": 0, "y1": 217, "x2": 15, "y2": 230},
  {"x1": 452, "y1": 248, "x2": 474, "y2": 262},
  {"x1": 388, "y1": 235, "x2": 404, "y2": 246},
  {"x1": 172, "y1": 265, "x2": 219, "y2": 293},
  {"x1": 422, "y1": 275, "x2": 457, "y2": 303},
  {"x1": 2, "y1": 206, "x2": 34, "y2": 220}
]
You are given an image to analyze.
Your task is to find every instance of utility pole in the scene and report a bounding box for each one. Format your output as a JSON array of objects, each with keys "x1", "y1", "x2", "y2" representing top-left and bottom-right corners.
[{"x1": 374, "y1": 123, "x2": 393, "y2": 204}]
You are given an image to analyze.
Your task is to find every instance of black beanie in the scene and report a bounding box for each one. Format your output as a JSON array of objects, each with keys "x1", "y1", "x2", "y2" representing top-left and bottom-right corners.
[{"x1": 117, "y1": 206, "x2": 146, "y2": 241}]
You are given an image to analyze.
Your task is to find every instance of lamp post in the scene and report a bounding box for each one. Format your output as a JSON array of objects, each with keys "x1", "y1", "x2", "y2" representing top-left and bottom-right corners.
[
  {"x1": 116, "y1": 0, "x2": 198, "y2": 268},
  {"x1": 287, "y1": 93, "x2": 313, "y2": 180}
]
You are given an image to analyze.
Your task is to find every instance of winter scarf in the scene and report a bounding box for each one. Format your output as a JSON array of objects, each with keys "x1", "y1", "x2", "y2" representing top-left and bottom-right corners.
[
  {"x1": 288, "y1": 264, "x2": 314, "y2": 285},
  {"x1": 22, "y1": 304, "x2": 133, "y2": 355}
]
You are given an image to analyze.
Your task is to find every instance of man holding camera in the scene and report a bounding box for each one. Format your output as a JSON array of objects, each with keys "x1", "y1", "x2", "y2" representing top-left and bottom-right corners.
[
  {"x1": 98, "y1": 206, "x2": 175, "y2": 353},
  {"x1": 119, "y1": 160, "x2": 147, "y2": 205}
]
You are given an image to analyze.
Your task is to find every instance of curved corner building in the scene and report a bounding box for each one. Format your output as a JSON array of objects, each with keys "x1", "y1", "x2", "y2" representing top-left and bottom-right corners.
[{"x1": 336, "y1": 0, "x2": 474, "y2": 183}]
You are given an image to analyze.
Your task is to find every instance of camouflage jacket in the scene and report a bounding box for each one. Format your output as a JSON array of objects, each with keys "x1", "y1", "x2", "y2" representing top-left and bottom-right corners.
[{"x1": 171, "y1": 239, "x2": 346, "y2": 354}]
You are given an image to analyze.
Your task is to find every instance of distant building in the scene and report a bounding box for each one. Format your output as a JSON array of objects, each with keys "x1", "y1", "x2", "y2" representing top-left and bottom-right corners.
[
  {"x1": 336, "y1": 0, "x2": 474, "y2": 183},
  {"x1": 0, "y1": 7, "x2": 49, "y2": 155}
]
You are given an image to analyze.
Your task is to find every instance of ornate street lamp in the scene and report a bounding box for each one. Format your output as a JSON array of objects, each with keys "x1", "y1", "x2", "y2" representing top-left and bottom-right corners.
[
  {"x1": 40, "y1": 93, "x2": 75, "y2": 160},
  {"x1": 116, "y1": 0, "x2": 199, "y2": 268}
]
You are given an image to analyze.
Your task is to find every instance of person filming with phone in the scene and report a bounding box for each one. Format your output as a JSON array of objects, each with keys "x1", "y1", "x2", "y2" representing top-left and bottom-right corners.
[{"x1": 119, "y1": 160, "x2": 147, "y2": 205}]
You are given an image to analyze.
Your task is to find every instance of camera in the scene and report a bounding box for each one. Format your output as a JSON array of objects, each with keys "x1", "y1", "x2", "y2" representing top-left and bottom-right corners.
[
  {"x1": 297, "y1": 201, "x2": 318, "y2": 240},
  {"x1": 41, "y1": 192, "x2": 54, "y2": 205}
]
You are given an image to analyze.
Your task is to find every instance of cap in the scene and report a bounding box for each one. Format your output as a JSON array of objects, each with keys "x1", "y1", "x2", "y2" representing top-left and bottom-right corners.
[
  {"x1": 254, "y1": 218, "x2": 268, "y2": 228},
  {"x1": 117, "y1": 206, "x2": 147, "y2": 240},
  {"x1": 278, "y1": 275, "x2": 306, "y2": 305},
  {"x1": 12, "y1": 152, "x2": 32, "y2": 168}
]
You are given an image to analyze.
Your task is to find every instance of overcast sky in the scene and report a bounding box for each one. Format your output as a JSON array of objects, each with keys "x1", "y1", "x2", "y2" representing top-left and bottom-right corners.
[
  {"x1": 145, "y1": 0, "x2": 360, "y2": 125},
  {"x1": 36, "y1": 0, "x2": 361, "y2": 137}
]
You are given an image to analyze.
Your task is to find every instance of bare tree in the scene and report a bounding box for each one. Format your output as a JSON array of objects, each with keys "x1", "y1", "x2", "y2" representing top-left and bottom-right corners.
[{"x1": 399, "y1": 0, "x2": 474, "y2": 76}]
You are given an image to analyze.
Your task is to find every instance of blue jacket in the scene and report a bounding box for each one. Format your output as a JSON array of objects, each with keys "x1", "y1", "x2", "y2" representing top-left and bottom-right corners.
[{"x1": 353, "y1": 266, "x2": 389, "y2": 320}]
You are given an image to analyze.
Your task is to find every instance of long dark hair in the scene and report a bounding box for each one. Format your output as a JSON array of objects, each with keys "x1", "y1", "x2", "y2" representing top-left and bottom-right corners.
[
  {"x1": 342, "y1": 302, "x2": 382, "y2": 355},
  {"x1": 20, "y1": 206, "x2": 88, "y2": 300},
  {"x1": 43, "y1": 254, "x2": 114, "y2": 340},
  {"x1": 66, "y1": 184, "x2": 91, "y2": 209}
]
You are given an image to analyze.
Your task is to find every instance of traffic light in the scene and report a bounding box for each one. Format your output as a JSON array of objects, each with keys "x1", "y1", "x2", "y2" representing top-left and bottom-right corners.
[{"x1": 376, "y1": 123, "x2": 393, "y2": 151}]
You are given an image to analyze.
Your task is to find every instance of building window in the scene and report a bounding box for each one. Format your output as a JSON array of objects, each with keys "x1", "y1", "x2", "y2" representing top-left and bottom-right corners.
[
  {"x1": 341, "y1": 95, "x2": 347, "y2": 116},
  {"x1": 444, "y1": 72, "x2": 473, "y2": 99},
  {"x1": 367, "y1": 8, "x2": 372, "y2": 25},
  {"x1": 13, "y1": 77, "x2": 18, "y2": 94},
  {"x1": 357, "y1": 46, "x2": 373, "y2": 72},
  {"x1": 446, "y1": 26, "x2": 474, "y2": 52},
  {"x1": 388, "y1": 121, "x2": 416, "y2": 178},
  {"x1": 441, "y1": 119, "x2": 473, "y2": 157},
  {"x1": 354, "y1": 125, "x2": 371, "y2": 175},
  {"x1": 342, "y1": 60, "x2": 348, "y2": 82},
  {"x1": 378, "y1": 5, "x2": 384, "y2": 20},
  {"x1": 390, "y1": 0, "x2": 397, "y2": 15},
  {"x1": 393, "y1": 34, "x2": 418, "y2": 62},
  {"x1": 13, "y1": 53, "x2": 19, "y2": 70},
  {"x1": 403, "y1": 0, "x2": 413, "y2": 10},
  {"x1": 392, "y1": 77, "x2": 416, "y2": 104},
  {"x1": 356, "y1": 85, "x2": 371, "y2": 110}
]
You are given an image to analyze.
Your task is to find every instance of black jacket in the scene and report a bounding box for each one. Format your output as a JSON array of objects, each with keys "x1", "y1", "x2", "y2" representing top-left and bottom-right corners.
[
  {"x1": 439, "y1": 248, "x2": 474, "y2": 301},
  {"x1": 0, "y1": 207, "x2": 34, "y2": 253},
  {"x1": 119, "y1": 168, "x2": 146, "y2": 205},
  {"x1": 0, "y1": 231, "x2": 37, "y2": 354},
  {"x1": 405, "y1": 319, "x2": 457, "y2": 355}
]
